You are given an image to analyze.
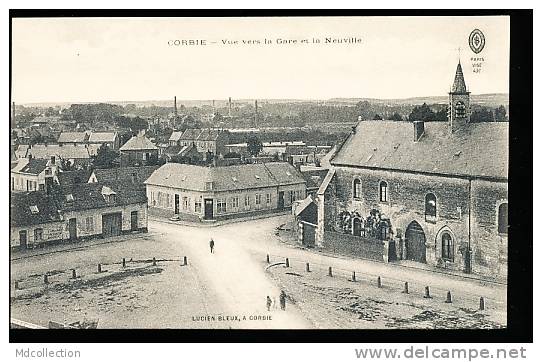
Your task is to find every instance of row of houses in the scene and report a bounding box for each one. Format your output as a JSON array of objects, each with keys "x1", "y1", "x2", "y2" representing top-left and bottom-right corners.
[
  {"x1": 57, "y1": 131, "x2": 120, "y2": 150},
  {"x1": 10, "y1": 176, "x2": 148, "y2": 249}
]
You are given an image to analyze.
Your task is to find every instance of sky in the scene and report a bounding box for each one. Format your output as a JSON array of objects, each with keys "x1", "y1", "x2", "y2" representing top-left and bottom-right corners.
[{"x1": 11, "y1": 16, "x2": 510, "y2": 104}]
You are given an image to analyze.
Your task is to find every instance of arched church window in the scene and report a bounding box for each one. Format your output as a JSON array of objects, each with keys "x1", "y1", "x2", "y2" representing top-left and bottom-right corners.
[
  {"x1": 379, "y1": 181, "x2": 388, "y2": 202},
  {"x1": 441, "y1": 232, "x2": 454, "y2": 261},
  {"x1": 353, "y1": 178, "x2": 362, "y2": 199},
  {"x1": 425, "y1": 193, "x2": 437, "y2": 223}
]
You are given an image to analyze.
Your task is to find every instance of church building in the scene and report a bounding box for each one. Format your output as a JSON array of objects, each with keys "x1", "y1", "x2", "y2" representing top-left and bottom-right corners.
[{"x1": 314, "y1": 62, "x2": 508, "y2": 280}]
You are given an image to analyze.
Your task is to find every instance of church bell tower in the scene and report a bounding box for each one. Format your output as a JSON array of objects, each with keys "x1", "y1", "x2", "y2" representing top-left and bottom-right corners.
[{"x1": 448, "y1": 61, "x2": 471, "y2": 133}]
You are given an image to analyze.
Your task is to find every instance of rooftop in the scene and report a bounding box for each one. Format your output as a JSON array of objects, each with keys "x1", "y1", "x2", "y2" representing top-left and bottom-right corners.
[{"x1": 331, "y1": 121, "x2": 508, "y2": 180}]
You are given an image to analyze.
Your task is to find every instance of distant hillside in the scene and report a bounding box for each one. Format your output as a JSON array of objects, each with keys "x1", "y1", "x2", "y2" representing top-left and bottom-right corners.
[
  {"x1": 20, "y1": 93, "x2": 508, "y2": 109},
  {"x1": 327, "y1": 93, "x2": 509, "y2": 107}
]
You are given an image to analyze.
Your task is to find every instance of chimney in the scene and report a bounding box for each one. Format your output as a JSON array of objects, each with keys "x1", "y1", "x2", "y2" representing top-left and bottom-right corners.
[
  {"x1": 254, "y1": 100, "x2": 258, "y2": 127},
  {"x1": 174, "y1": 96, "x2": 177, "y2": 117},
  {"x1": 45, "y1": 175, "x2": 54, "y2": 195},
  {"x1": 413, "y1": 121, "x2": 425, "y2": 142},
  {"x1": 228, "y1": 97, "x2": 232, "y2": 117}
]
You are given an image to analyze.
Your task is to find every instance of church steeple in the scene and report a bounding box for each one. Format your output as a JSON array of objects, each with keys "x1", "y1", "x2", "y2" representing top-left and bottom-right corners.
[
  {"x1": 448, "y1": 61, "x2": 471, "y2": 133},
  {"x1": 451, "y1": 62, "x2": 468, "y2": 94}
]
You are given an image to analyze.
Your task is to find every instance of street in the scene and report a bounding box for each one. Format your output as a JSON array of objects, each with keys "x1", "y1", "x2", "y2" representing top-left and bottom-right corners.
[{"x1": 10, "y1": 215, "x2": 506, "y2": 329}]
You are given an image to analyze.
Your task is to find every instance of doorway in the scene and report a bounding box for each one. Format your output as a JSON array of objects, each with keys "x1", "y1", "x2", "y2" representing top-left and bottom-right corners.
[
  {"x1": 68, "y1": 218, "x2": 77, "y2": 240},
  {"x1": 131, "y1": 211, "x2": 138, "y2": 231},
  {"x1": 204, "y1": 199, "x2": 214, "y2": 220},
  {"x1": 102, "y1": 213, "x2": 122, "y2": 238},
  {"x1": 174, "y1": 194, "x2": 180, "y2": 215},
  {"x1": 278, "y1": 191, "x2": 285, "y2": 209},
  {"x1": 19, "y1": 230, "x2": 27, "y2": 249},
  {"x1": 405, "y1": 221, "x2": 426, "y2": 263}
]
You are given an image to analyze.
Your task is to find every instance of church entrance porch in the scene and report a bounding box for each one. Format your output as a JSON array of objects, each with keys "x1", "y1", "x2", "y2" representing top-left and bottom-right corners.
[{"x1": 405, "y1": 221, "x2": 427, "y2": 263}]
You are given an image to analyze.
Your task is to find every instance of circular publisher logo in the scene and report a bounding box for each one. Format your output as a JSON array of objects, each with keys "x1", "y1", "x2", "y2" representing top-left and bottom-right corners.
[{"x1": 469, "y1": 29, "x2": 485, "y2": 54}]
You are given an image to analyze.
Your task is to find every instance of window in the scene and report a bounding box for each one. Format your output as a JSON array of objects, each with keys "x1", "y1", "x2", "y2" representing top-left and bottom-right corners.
[
  {"x1": 29, "y1": 205, "x2": 39, "y2": 214},
  {"x1": 85, "y1": 216, "x2": 94, "y2": 233},
  {"x1": 498, "y1": 203, "x2": 508, "y2": 234},
  {"x1": 195, "y1": 197, "x2": 202, "y2": 213},
  {"x1": 255, "y1": 194, "x2": 262, "y2": 206},
  {"x1": 183, "y1": 197, "x2": 190, "y2": 211},
  {"x1": 353, "y1": 178, "x2": 362, "y2": 199},
  {"x1": 217, "y1": 199, "x2": 227, "y2": 213},
  {"x1": 441, "y1": 232, "x2": 454, "y2": 261},
  {"x1": 244, "y1": 195, "x2": 251, "y2": 210},
  {"x1": 425, "y1": 193, "x2": 437, "y2": 222},
  {"x1": 205, "y1": 182, "x2": 214, "y2": 191},
  {"x1": 266, "y1": 193, "x2": 271, "y2": 205},
  {"x1": 379, "y1": 181, "x2": 388, "y2": 202},
  {"x1": 231, "y1": 196, "x2": 239, "y2": 209},
  {"x1": 34, "y1": 228, "x2": 43, "y2": 242}
]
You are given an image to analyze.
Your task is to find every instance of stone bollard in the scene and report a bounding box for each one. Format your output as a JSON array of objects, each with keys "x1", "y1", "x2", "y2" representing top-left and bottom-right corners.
[
  {"x1": 98, "y1": 264, "x2": 102, "y2": 273},
  {"x1": 352, "y1": 271, "x2": 356, "y2": 282},
  {"x1": 43, "y1": 275, "x2": 49, "y2": 284},
  {"x1": 479, "y1": 297, "x2": 485, "y2": 311},
  {"x1": 328, "y1": 267, "x2": 333, "y2": 277},
  {"x1": 445, "y1": 291, "x2": 452, "y2": 303},
  {"x1": 266, "y1": 254, "x2": 270, "y2": 264},
  {"x1": 152, "y1": 257, "x2": 156, "y2": 266},
  {"x1": 306, "y1": 262, "x2": 310, "y2": 273},
  {"x1": 122, "y1": 258, "x2": 126, "y2": 268},
  {"x1": 377, "y1": 276, "x2": 382, "y2": 288},
  {"x1": 183, "y1": 256, "x2": 188, "y2": 266},
  {"x1": 285, "y1": 258, "x2": 290, "y2": 268},
  {"x1": 403, "y1": 282, "x2": 409, "y2": 294},
  {"x1": 424, "y1": 286, "x2": 431, "y2": 299},
  {"x1": 71, "y1": 269, "x2": 77, "y2": 279}
]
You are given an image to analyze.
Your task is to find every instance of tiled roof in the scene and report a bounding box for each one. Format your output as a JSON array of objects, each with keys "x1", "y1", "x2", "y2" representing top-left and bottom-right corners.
[
  {"x1": 331, "y1": 121, "x2": 508, "y2": 180},
  {"x1": 88, "y1": 131, "x2": 117, "y2": 143},
  {"x1": 120, "y1": 135, "x2": 158, "y2": 151},
  {"x1": 11, "y1": 191, "x2": 62, "y2": 227},
  {"x1": 58, "y1": 132, "x2": 88, "y2": 143},
  {"x1": 300, "y1": 168, "x2": 330, "y2": 191},
  {"x1": 28, "y1": 144, "x2": 91, "y2": 160},
  {"x1": 15, "y1": 145, "x2": 29, "y2": 159},
  {"x1": 57, "y1": 169, "x2": 92, "y2": 186},
  {"x1": 180, "y1": 129, "x2": 203, "y2": 140},
  {"x1": 145, "y1": 162, "x2": 305, "y2": 192},
  {"x1": 56, "y1": 182, "x2": 147, "y2": 213},
  {"x1": 168, "y1": 131, "x2": 183, "y2": 142},
  {"x1": 91, "y1": 166, "x2": 159, "y2": 186},
  {"x1": 11, "y1": 158, "x2": 49, "y2": 175}
]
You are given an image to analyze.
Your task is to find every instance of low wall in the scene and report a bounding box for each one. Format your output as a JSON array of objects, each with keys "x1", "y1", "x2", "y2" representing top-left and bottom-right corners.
[{"x1": 323, "y1": 231, "x2": 386, "y2": 262}]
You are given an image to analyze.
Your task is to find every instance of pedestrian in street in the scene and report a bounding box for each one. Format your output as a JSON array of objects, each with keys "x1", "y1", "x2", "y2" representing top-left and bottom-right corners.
[
  {"x1": 209, "y1": 238, "x2": 215, "y2": 254},
  {"x1": 279, "y1": 290, "x2": 287, "y2": 311},
  {"x1": 266, "y1": 296, "x2": 272, "y2": 312}
]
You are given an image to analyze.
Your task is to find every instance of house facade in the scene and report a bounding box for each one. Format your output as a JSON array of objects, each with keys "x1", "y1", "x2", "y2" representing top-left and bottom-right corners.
[
  {"x1": 10, "y1": 179, "x2": 148, "y2": 250},
  {"x1": 145, "y1": 162, "x2": 306, "y2": 221},
  {"x1": 119, "y1": 133, "x2": 159, "y2": 167},
  {"x1": 11, "y1": 158, "x2": 59, "y2": 192},
  {"x1": 169, "y1": 128, "x2": 230, "y2": 156},
  {"x1": 315, "y1": 62, "x2": 508, "y2": 279}
]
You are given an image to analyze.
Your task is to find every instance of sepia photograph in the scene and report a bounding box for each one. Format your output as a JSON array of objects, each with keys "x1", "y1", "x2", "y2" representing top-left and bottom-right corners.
[{"x1": 7, "y1": 11, "x2": 532, "y2": 343}]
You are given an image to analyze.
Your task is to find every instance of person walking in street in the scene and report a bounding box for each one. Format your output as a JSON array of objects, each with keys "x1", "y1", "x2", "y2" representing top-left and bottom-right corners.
[
  {"x1": 266, "y1": 296, "x2": 272, "y2": 312},
  {"x1": 209, "y1": 238, "x2": 215, "y2": 254},
  {"x1": 279, "y1": 290, "x2": 287, "y2": 311}
]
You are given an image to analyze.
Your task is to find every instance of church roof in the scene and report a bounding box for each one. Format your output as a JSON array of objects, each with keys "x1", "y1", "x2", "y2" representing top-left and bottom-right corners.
[
  {"x1": 451, "y1": 62, "x2": 468, "y2": 94},
  {"x1": 331, "y1": 121, "x2": 508, "y2": 180}
]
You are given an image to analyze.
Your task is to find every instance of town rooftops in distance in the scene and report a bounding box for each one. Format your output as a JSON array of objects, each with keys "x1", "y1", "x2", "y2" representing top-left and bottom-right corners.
[
  {"x1": 11, "y1": 158, "x2": 49, "y2": 175},
  {"x1": 57, "y1": 131, "x2": 89, "y2": 143},
  {"x1": 120, "y1": 134, "x2": 158, "y2": 151},
  {"x1": 330, "y1": 121, "x2": 508, "y2": 180},
  {"x1": 88, "y1": 131, "x2": 118, "y2": 143},
  {"x1": 28, "y1": 144, "x2": 91, "y2": 160},
  {"x1": 145, "y1": 162, "x2": 305, "y2": 192}
]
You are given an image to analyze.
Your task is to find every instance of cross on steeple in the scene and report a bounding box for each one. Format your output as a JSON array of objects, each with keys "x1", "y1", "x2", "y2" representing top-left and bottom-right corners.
[{"x1": 456, "y1": 47, "x2": 462, "y2": 63}]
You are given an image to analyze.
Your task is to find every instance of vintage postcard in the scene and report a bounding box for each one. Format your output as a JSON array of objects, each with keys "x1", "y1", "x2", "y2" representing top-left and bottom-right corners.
[{"x1": 10, "y1": 14, "x2": 513, "y2": 332}]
